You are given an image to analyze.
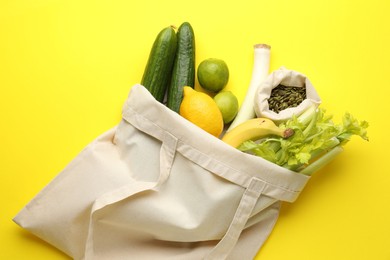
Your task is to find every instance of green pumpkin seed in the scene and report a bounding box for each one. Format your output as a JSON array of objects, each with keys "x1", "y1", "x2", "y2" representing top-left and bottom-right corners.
[{"x1": 268, "y1": 84, "x2": 307, "y2": 113}]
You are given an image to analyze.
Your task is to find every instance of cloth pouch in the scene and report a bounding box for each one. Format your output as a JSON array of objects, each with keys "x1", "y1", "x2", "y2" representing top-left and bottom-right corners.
[
  {"x1": 254, "y1": 67, "x2": 322, "y2": 123},
  {"x1": 14, "y1": 84, "x2": 310, "y2": 260}
]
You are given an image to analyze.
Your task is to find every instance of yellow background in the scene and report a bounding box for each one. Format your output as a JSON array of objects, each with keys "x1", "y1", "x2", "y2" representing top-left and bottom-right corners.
[{"x1": 1, "y1": 0, "x2": 389, "y2": 259}]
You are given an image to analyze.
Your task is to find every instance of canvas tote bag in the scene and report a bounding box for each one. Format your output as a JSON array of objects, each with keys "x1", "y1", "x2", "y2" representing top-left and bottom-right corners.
[{"x1": 14, "y1": 84, "x2": 310, "y2": 260}]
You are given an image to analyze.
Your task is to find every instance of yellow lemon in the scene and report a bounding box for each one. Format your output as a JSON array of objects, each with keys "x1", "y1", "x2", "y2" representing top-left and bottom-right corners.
[{"x1": 180, "y1": 87, "x2": 224, "y2": 137}]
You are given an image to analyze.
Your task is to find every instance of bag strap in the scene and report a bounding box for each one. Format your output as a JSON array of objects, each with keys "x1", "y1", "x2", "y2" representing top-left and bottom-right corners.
[
  {"x1": 205, "y1": 177, "x2": 266, "y2": 260},
  {"x1": 84, "y1": 132, "x2": 178, "y2": 259}
]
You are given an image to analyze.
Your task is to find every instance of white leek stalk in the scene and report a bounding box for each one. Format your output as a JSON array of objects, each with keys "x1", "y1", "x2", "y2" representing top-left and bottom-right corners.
[{"x1": 226, "y1": 44, "x2": 271, "y2": 132}]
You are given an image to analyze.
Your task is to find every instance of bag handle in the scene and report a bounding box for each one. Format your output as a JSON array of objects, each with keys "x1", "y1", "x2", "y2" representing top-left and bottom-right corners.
[
  {"x1": 84, "y1": 132, "x2": 178, "y2": 259},
  {"x1": 205, "y1": 177, "x2": 266, "y2": 260},
  {"x1": 157, "y1": 131, "x2": 178, "y2": 185}
]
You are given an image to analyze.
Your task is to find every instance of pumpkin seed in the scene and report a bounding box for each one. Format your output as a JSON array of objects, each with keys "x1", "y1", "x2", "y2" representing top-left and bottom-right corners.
[{"x1": 268, "y1": 84, "x2": 307, "y2": 113}]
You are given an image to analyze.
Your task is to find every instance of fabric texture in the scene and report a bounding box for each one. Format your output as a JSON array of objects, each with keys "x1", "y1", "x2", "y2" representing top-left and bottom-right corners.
[
  {"x1": 254, "y1": 67, "x2": 321, "y2": 123},
  {"x1": 14, "y1": 84, "x2": 310, "y2": 259}
]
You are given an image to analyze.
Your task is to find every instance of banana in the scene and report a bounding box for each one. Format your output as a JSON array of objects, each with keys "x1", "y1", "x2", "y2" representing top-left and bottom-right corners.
[{"x1": 221, "y1": 118, "x2": 294, "y2": 148}]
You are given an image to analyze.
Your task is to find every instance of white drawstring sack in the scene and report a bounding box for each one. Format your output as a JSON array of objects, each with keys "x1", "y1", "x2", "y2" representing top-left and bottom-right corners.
[
  {"x1": 14, "y1": 84, "x2": 310, "y2": 260},
  {"x1": 254, "y1": 67, "x2": 322, "y2": 123}
]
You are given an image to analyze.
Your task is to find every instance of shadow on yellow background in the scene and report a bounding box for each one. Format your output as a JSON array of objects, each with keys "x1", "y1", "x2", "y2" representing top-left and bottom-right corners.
[{"x1": 1, "y1": 0, "x2": 389, "y2": 259}]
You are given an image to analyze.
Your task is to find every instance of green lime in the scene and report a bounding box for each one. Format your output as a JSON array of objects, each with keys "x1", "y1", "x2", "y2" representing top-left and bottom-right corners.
[
  {"x1": 197, "y1": 58, "x2": 229, "y2": 92},
  {"x1": 214, "y1": 91, "x2": 239, "y2": 124}
]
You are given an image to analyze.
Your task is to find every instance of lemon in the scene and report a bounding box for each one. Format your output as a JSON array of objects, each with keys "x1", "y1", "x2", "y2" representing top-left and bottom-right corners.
[
  {"x1": 179, "y1": 86, "x2": 224, "y2": 137},
  {"x1": 197, "y1": 58, "x2": 229, "y2": 92},
  {"x1": 214, "y1": 91, "x2": 239, "y2": 124}
]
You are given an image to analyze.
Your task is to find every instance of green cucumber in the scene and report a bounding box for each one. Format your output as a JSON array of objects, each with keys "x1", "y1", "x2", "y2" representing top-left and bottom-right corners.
[
  {"x1": 141, "y1": 26, "x2": 177, "y2": 102},
  {"x1": 167, "y1": 22, "x2": 195, "y2": 113}
]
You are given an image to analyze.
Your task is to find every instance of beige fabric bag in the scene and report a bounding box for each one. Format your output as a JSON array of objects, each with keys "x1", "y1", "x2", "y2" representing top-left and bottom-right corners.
[
  {"x1": 14, "y1": 84, "x2": 310, "y2": 260},
  {"x1": 254, "y1": 67, "x2": 322, "y2": 123}
]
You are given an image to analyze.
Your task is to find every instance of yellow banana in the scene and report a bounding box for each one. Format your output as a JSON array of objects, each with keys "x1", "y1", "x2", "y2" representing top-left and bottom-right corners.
[{"x1": 221, "y1": 118, "x2": 294, "y2": 148}]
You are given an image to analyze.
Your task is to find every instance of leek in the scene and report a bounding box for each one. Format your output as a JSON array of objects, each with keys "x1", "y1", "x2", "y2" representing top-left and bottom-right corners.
[{"x1": 226, "y1": 44, "x2": 271, "y2": 132}]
